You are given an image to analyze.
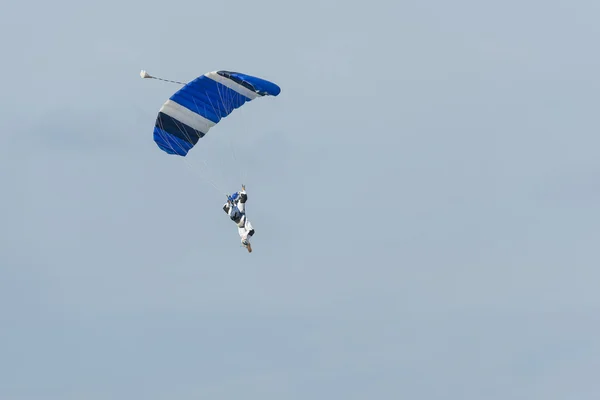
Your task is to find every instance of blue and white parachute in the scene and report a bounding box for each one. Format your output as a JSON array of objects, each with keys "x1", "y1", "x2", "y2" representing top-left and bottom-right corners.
[{"x1": 143, "y1": 70, "x2": 281, "y2": 156}]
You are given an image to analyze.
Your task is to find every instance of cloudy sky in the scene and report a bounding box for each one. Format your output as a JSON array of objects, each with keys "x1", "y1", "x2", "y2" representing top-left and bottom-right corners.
[{"x1": 1, "y1": 0, "x2": 600, "y2": 398}]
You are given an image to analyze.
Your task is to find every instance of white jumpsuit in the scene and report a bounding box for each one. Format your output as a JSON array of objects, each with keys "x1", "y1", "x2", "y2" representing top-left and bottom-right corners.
[{"x1": 224, "y1": 190, "x2": 254, "y2": 245}]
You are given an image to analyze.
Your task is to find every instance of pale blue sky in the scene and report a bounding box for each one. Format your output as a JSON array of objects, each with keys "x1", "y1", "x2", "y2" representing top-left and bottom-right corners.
[{"x1": 1, "y1": 0, "x2": 600, "y2": 399}]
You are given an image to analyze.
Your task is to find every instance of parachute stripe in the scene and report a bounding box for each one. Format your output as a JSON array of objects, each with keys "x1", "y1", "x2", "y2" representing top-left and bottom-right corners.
[
  {"x1": 153, "y1": 126, "x2": 194, "y2": 156},
  {"x1": 205, "y1": 71, "x2": 259, "y2": 100},
  {"x1": 160, "y1": 100, "x2": 216, "y2": 134},
  {"x1": 171, "y1": 90, "x2": 232, "y2": 122},
  {"x1": 217, "y1": 71, "x2": 281, "y2": 96},
  {"x1": 155, "y1": 112, "x2": 205, "y2": 146},
  {"x1": 170, "y1": 76, "x2": 250, "y2": 124}
]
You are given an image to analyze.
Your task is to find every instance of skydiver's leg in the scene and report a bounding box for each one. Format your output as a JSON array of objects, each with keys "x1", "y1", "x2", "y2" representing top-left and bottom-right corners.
[
  {"x1": 238, "y1": 226, "x2": 247, "y2": 240},
  {"x1": 237, "y1": 216, "x2": 254, "y2": 240},
  {"x1": 244, "y1": 219, "x2": 254, "y2": 237},
  {"x1": 238, "y1": 225, "x2": 253, "y2": 252}
]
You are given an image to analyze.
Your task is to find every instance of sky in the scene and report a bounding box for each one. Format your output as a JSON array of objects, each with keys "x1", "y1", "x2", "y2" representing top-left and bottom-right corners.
[{"x1": 1, "y1": 0, "x2": 600, "y2": 398}]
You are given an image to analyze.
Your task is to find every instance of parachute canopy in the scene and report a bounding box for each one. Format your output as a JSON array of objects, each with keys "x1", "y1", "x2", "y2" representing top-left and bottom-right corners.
[{"x1": 152, "y1": 70, "x2": 281, "y2": 156}]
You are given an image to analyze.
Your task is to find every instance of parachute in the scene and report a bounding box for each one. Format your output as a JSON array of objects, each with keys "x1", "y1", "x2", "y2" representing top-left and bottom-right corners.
[{"x1": 144, "y1": 70, "x2": 281, "y2": 156}]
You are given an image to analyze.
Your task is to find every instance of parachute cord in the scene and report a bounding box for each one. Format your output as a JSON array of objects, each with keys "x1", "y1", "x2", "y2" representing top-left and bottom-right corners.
[
  {"x1": 182, "y1": 157, "x2": 228, "y2": 197},
  {"x1": 147, "y1": 76, "x2": 186, "y2": 85},
  {"x1": 227, "y1": 109, "x2": 248, "y2": 186},
  {"x1": 229, "y1": 137, "x2": 243, "y2": 184}
]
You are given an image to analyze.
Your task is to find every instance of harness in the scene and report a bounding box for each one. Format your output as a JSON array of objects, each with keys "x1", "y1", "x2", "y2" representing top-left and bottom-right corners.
[{"x1": 229, "y1": 206, "x2": 245, "y2": 227}]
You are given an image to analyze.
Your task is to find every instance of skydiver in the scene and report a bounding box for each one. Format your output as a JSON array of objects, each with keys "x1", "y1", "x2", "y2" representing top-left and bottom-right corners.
[{"x1": 223, "y1": 185, "x2": 255, "y2": 253}]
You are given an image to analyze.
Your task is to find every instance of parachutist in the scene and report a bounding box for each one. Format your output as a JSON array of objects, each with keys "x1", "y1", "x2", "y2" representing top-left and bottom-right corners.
[
  {"x1": 223, "y1": 185, "x2": 254, "y2": 253},
  {"x1": 145, "y1": 70, "x2": 279, "y2": 252}
]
